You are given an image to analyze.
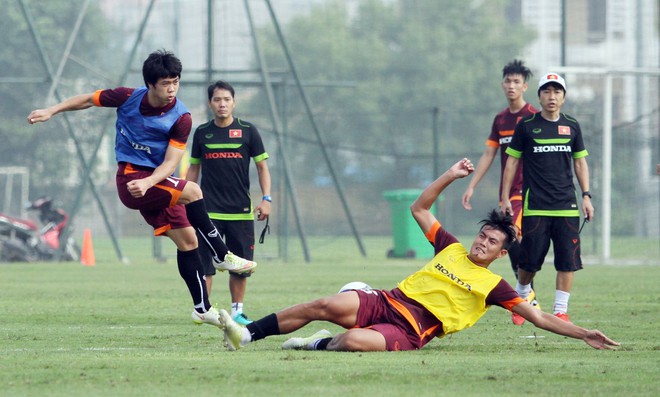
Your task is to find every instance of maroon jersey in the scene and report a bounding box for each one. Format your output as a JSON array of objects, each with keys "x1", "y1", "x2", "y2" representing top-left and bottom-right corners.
[{"x1": 486, "y1": 103, "x2": 537, "y2": 199}]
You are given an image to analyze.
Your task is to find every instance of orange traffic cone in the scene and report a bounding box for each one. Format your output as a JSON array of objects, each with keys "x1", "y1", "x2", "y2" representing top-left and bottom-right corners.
[{"x1": 81, "y1": 228, "x2": 96, "y2": 266}]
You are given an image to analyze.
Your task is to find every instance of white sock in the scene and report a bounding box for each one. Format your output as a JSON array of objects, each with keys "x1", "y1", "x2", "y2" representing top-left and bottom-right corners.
[
  {"x1": 240, "y1": 327, "x2": 252, "y2": 346},
  {"x1": 516, "y1": 281, "x2": 532, "y2": 300},
  {"x1": 553, "y1": 290, "x2": 570, "y2": 314},
  {"x1": 231, "y1": 302, "x2": 244, "y2": 317},
  {"x1": 308, "y1": 339, "x2": 324, "y2": 350}
]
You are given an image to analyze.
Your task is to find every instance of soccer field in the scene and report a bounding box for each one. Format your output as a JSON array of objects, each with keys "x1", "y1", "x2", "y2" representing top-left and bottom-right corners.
[{"x1": 1, "y1": 237, "x2": 658, "y2": 397}]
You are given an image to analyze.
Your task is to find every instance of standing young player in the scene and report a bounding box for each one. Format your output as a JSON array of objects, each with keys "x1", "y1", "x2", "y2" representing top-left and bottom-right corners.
[
  {"x1": 461, "y1": 60, "x2": 539, "y2": 325},
  {"x1": 187, "y1": 80, "x2": 271, "y2": 325},
  {"x1": 27, "y1": 50, "x2": 256, "y2": 327},
  {"x1": 501, "y1": 73, "x2": 594, "y2": 323}
]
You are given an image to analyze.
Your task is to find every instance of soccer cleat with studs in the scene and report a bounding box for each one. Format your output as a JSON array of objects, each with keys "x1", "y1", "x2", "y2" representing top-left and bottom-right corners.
[
  {"x1": 213, "y1": 252, "x2": 257, "y2": 274},
  {"x1": 191, "y1": 306, "x2": 223, "y2": 328},
  {"x1": 219, "y1": 309, "x2": 244, "y2": 351},
  {"x1": 232, "y1": 312, "x2": 253, "y2": 326}
]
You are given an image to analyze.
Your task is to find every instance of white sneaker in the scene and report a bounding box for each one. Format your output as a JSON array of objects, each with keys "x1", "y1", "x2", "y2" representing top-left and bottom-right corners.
[
  {"x1": 219, "y1": 309, "x2": 244, "y2": 351},
  {"x1": 281, "y1": 329, "x2": 333, "y2": 350},
  {"x1": 214, "y1": 252, "x2": 257, "y2": 274},
  {"x1": 191, "y1": 307, "x2": 223, "y2": 328}
]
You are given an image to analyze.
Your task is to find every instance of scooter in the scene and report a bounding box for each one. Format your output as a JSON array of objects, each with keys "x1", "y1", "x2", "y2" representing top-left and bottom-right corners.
[{"x1": 0, "y1": 196, "x2": 80, "y2": 262}]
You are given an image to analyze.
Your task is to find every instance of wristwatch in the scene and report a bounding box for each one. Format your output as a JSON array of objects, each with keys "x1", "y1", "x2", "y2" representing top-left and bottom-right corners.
[
  {"x1": 262, "y1": 195, "x2": 272, "y2": 202},
  {"x1": 582, "y1": 191, "x2": 592, "y2": 198}
]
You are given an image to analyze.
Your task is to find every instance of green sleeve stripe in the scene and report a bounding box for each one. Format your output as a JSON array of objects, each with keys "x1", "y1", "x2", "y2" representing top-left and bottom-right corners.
[
  {"x1": 532, "y1": 138, "x2": 572, "y2": 144},
  {"x1": 237, "y1": 118, "x2": 251, "y2": 128},
  {"x1": 253, "y1": 152, "x2": 269, "y2": 162},
  {"x1": 189, "y1": 157, "x2": 201, "y2": 165},
  {"x1": 205, "y1": 143, "x2": 243, "y2": 149},
  {"x1": 573, "y1": 149, "x2": 589, "y2": 159},
  {"x1": 505, "y1": 147, "x2": 522, "y2": 158}
]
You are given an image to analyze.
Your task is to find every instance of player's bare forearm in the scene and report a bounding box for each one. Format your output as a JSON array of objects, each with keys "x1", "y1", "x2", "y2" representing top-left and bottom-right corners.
[
  {"x1": 499, "y1": 156, "x2": 518, "y2": 214},
  {"x1": 574, "y1": 157, "x2": 594, "y2": 220},
  {"x1": 500, "y1": 156, "x2": 518, "y2": 202},
  {"x1": 463, "y1": 147, "x2": 496, "y2": 210},
  {"x1": 151, "y1": 159, "x2": 180, "y2": 185},
  {"x1": 469, "y1": 147, "x2": 497, "y2": 190},
  {"x1": 186, "y1": 164, "x2": 201, "y2": 183},
  {"x1": 127, "y1": 147, "x2": 184, "y2": 198},
  {"x1": 256, "y1": 160, "x2": 271, "y2": 198},
  {"x1": 528, "y1": 310, "x2": 618, "y2": 350},
  {"x1": 515, "y1": 303, "x2": 619, "y2": 350},
  {"x1": 573, "y1": 157, "x2": 590, "y2": 192},
  {"x1": 417, "y1": 159, "x2": 473, "y2": 208},
  {"x1": 413, "y1": 159, "x2": 473, "y2": 233},
  {"x1": 27, "y1": 93, "x2": 96, "y2": 124}
]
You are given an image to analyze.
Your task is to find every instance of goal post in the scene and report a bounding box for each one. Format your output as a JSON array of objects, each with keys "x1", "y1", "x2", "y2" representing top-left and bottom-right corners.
[{"x1": 0, "y1": 166, "x2": 30, "y2": 219}]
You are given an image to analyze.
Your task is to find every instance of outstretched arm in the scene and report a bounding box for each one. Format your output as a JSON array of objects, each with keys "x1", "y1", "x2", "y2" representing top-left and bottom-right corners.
[
  {"x1": 462, "y1": 146, "x2": 497, "y2": 210},
  {"x1": 512, "y1": 302, "x2": 620, "y2": 350},
  {"x1": 126, "y1": 145, "x2": 186, "y2": 198},
  {"x1": 186, "y1": 163, "x2": 201, "y2": 183},
  {"x1": 253, "y1": 160, "x2": 272, "y2": 221},
  {"x1": 27, "y1": 93, "x2": 96, "y2": 124},
  {"x1": 411, "y1": 158, "x2": 474, "y2": 235},
  {"x1": 574, "y1": 157, "x2": 594, "y2": 221},
  {"x1": 500, "y1": 156, "x2": 519, "y2": 216}
]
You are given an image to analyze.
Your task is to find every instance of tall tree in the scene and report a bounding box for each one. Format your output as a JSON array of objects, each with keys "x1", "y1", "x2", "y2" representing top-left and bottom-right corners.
[
  {"x1": 251, "y1": 0, "x2": 534, "y2": 191},
  {"x1": 0, "y1": 0, "x2": 119, "y2": 202}
]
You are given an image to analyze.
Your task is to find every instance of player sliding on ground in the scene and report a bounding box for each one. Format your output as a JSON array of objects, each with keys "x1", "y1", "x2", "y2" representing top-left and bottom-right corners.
[{"x1": 216, "y1": 158, "x2": 619, "y2": 352}]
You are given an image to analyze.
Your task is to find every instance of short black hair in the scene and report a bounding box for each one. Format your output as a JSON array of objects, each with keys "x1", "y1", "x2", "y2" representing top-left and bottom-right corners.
[
  {"x1": 502, "y1": 59, "x2": 532, "y2": 82},
  {"x1": 207, "y1": 80, "x2": 235, "y2": 101},
  {"x1": 478, "y1": 209, "x2": 516, "y2": 250},
  {"x1": 142, "y1": 49, "x2": 182, "y2": 87}
]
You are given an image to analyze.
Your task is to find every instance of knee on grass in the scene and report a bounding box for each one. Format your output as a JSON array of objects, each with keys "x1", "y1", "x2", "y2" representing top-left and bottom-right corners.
[{"x1": 327, "y1": 330, "x2": 386, "y2": 352}]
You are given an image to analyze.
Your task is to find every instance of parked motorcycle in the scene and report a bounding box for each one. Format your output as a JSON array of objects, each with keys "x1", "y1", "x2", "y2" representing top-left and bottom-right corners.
[{"x1": 0, "y1": 196, "x2": 81, "y2": 262}]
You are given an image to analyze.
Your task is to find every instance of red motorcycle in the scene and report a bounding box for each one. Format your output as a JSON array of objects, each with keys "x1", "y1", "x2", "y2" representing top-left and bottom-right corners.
[{"x1": 0, "y1": 197, "x2": 80, "y2": 262}]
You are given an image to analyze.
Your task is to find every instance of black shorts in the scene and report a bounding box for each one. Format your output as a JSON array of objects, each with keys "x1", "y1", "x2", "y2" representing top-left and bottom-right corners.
[
  {"x1": 519, "y1": 216, "x2": 583, "y2": 273},
  {"x1": 198, "y1": 219, "x2": 255, "y2": 277}
]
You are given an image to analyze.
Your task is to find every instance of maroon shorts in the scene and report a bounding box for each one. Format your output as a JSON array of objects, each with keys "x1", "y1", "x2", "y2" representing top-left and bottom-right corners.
[
  {"x1": 355, "y1": 288, "x2": 443, "y2": 351},
  {"x1": 116, "y1": 163, "x2": 191, "y2": 236}
]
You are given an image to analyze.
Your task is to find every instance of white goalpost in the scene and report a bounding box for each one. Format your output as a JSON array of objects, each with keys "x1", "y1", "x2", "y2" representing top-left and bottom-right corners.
[{"x1": 0, "y1": 166, "x2": 30, "y2": 219}]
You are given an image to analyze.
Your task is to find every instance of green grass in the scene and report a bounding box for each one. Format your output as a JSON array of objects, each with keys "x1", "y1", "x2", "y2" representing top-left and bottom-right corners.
[{"x1": 1, "y1": 236, "x2": 658, "y2": 397}]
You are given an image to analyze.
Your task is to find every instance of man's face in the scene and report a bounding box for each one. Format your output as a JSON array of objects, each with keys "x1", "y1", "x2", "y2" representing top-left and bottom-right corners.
[
  {"x1": 468, "y1": 226, "x2": 507, "y2": 265},
  {"x1": 538, "y1": 84, "x2": 565, "y2": 113},
  {"x1": 501, "y1": 73, "x2": 528, "y2": 102},
  {"x1": 148, "y1": 76, "x2": 180, "y2": 106},
  {"x1": 209, "y1": 88, "x2": 235, "y2": 119}
]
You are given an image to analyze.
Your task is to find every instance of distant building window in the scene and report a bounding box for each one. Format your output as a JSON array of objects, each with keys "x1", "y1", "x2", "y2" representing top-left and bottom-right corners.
[
  {"x1": 505, "y1": 0, "x2": 522, "y2": 25},
  {"x1": 587, "y1": 0, "x2": 606, "y2": 42}
]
